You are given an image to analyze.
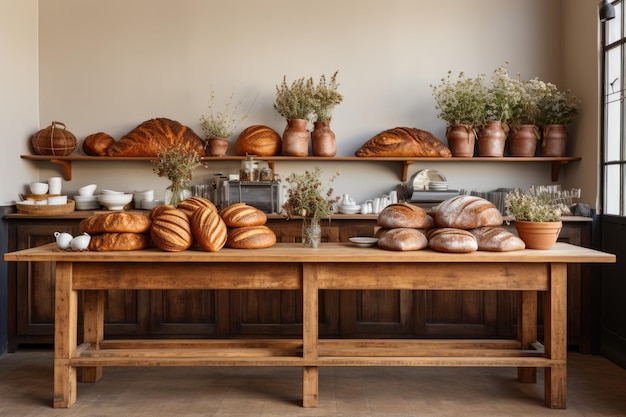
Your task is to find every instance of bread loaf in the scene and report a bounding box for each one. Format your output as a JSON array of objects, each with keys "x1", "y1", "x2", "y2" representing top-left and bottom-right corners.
[
  {"x1": 107, "y1": 118, "x2": 206, "y2": 157},
  {"x1": 190, "y1": 207, "x2": 227, "y2": 252},
  {"x1": 377, "y1": 203, "x2": 433, "y2": 229},
  {"x1": 82, "y1": 132, "x2": 115, "y2": 156},
  {"x1": 377, "y1": 227, "x2": 428, "y2": 251},
  {"x1": 355, "y1": 127, "x2": 452, "y2": 157},
  {"x1": 235, "y1": 125, "x2": 282, "y2": 156},
  {"x1": 80, "y1": 212, "x2": 152, "y2": 234},
  {"x1": 150, "y1": 204, "x2": 175, "y2": 219},
  {"x1": 88, "y1": 233, "x2": 151, "y2": 251},
  {"x1": 150, "y1": 208, "x2": 193, "y2": 252},
  {"x1": 468, "y1": 226, "x2": 526, "y2": 252},
  {"x1": 177, "y1": 197, "x2": 217, "y2": 219},
  {"x1": 219, "y1": 203, "x2": 267, "y2": 227},
  {"x1": 427, "y1": 228, "x2": 478, "y2": 253},
  {"x1": 433, "y1": 195, "x2": 503, "y2": 229},
  {"x1": 226, "y1": 225, "x2": 276, "y2": 249}
]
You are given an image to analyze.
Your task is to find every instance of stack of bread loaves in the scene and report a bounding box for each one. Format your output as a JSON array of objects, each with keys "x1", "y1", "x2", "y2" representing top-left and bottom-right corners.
[
  {"x1": 374, "y1": 197, "x2": 525, "y2": 253},
  {"x1": 219, "y1": 203, "x2": 276, "y2": 249},
  {"x1": 80, "y1": 212, "x2": 152, "y2": 251}
]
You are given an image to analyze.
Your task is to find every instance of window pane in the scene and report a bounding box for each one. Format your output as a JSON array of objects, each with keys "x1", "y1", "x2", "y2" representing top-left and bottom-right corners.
[
  {"x1": 606, "y1": 94, "x2": 621, "y2": 162},
  {"x1": 608, "y1": 2, "x2": 622, "y2": 45},
  {"x1": 605, "y1": 164, "x2": 621, "y2": 215}
]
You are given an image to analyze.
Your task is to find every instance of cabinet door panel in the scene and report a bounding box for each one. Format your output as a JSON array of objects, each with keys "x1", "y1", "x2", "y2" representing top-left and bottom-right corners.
[{"x1": 149, "y1": 290, "x2": 218, "y2": 335}]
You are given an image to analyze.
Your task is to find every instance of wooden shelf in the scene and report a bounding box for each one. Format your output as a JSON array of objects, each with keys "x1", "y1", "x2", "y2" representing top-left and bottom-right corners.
[{"x1": 20, "y1": 154, "x2": 581, "y2": 181}]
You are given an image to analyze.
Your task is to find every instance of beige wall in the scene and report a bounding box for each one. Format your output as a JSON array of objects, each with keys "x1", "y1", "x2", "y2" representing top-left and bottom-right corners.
[{"x1": 1, "y1": 0, "x2": 602, "y2": 206}]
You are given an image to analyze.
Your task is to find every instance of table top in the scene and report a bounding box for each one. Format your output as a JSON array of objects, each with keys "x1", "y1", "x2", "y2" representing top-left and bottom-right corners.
[{"x1": 3, "y1": 242, "x2": 616, "y2": 264}]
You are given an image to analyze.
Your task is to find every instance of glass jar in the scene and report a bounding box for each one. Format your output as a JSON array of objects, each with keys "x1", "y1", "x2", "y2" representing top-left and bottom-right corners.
[{"x1": 240, "y1": 156, "x2": 259, "y2": 182}]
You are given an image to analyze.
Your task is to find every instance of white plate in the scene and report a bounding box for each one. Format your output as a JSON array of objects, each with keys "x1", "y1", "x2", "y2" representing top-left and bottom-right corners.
[
  {"x1": 349, "y1": 237, "x2": 379, "y2": 247},
  {"x1": 409, "y1": 169, "x2": 448, "y2": 191}
]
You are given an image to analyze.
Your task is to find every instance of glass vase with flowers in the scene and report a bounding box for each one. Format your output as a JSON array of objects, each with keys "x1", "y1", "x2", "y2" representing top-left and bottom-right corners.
[{"x1": 152, "y1": 146, "x2": 201, "y2": 207}]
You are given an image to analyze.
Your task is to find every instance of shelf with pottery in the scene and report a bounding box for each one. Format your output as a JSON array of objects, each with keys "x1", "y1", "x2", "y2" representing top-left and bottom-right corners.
[{"x1": 20, "y1": 154, "x2": 580, "y2": 182}]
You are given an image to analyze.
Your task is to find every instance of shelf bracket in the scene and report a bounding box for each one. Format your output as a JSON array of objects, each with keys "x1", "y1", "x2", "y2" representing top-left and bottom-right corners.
[
  {"x1": 50, "y1": 159, "x2": 72, "y2": 180},
  {"x1": 402, "y1": 161, "x2": 413, "y2": 182},
  {"x1": 551, "y1": 161, "x2": 569, "y2": 182}
]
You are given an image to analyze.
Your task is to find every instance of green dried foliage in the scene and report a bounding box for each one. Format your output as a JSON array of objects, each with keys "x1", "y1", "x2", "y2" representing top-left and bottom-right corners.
[
  {"x1": 274, "y1": 76, "x2": 316, "y2": 121},
  {"x1": 199, "y1": 87, "x2": 252, "y2": 139},
  {"x1": 152, "y1": 146, "x2": 201, "y2": 184},
  {"x1": 282, "y1": 167, "x2": 340, "y2": 219},
  {"x1": 312, "y1": 71, "x2": 343, "y2": 122},
  {"x1": 504, "y1": 187, "x2": 565, "y2": 222},
  {"x1": 431, "y1": 71, "x2": 488, "y2": 127}
]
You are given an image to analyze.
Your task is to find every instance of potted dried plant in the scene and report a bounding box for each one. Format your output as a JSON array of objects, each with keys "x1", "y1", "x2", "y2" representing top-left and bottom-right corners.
[
  {"x1": 152, "y1": 146, "x2": 201, "y2": 206},
  {"x1": 310, "y1": 71, "x2": 343, "y2": 156},
  {"x1": 535, "y1": 82, "x2": 579, "y2": 156},
  {"x1": 274, "y1": 76, "x2": 315, "y2": 156},
  {"x1": 200, "y1": 87, "x2": 252, "y2": 156}
]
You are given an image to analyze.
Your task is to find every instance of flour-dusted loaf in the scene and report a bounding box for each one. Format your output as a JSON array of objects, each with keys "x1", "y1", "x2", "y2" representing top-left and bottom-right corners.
[
  {"x1": 107, "y1": 118, "x2": 206, "y2": 157},
  {"x1": 82, "y1": 132, "x2": 115, "y2": 156},
  {"x1": 80, "y1": 212, "x2": 152, "y2": 234},
  {"x1": 226, "y1": 225, "x2": 276, "y2": 249},
  {"x1": 468, "y1": 226, "x2": 526, "y2": 252},
  {"x1": 355, "y1": 127, "x2": 452, "y2": 157},
  {"x1": 377, "y1": 227, "x2": 428, "y2": 251},
  {"x1": 433, "y1": 195, "x2": 503, "y2": 229},
  {"x1": 235, "y1": 125, "x2": 282, "y2": 156},
  {"x1": 177, "y1": 197, "x2": 217, "y2": 219},
  {"x1": 88, "y1": 232, "x2": 151, "y2": 251},
  {"x1": 219, "y1": 203, "x2": 267, "y2": 227},
  {"x1": 190, "y1": 206, "x2": 227, "y2": 252},
  {"x1": 150, "y1": 207, "x2": 193, "y2": 252},
  {"x1": 427, "y1": 228, "x2": 478, "y2": 253},
  {"x1": 377, "y1": 203, "x2": 434, "y2": 229}
]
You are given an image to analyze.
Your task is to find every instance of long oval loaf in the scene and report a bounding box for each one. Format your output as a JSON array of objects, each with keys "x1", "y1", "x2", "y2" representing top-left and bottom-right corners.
[
  {"x1": 377, "y1": 227, "x2": 428, "y2": 251},
  {"x1": 178, "y1": 196, "x2": 217, "y2": 219},
  {"x1": 88, "y1": 232, "x2": 151, "y2": 251},
  {"x1": 427, "y1": 227, "x2": 478, "y2": 253},
  {"x1": 190, "y1": 206, "x2": 227, "y2": 252},
  {"x1": 150, "y1": 208, "x2": 193, "y2": 252},
  {"x1": 80, "y1": 212, "x2": 152, "y2": 234},
  {"x1": 226, "y1": 225, "x2": 276, "y2": 249},
  {"x1": 377, "y1": 203, "x2": 433, "y2": 229},
  {"x1": 433, "y1": 195, "x2": 503, "y2": 229},
  {"x1": 468, "y1": 226, "x2": 526, "y2": 252},
  {"x1": 219, "y1": 203, "x2": 267, "y2": 227}
]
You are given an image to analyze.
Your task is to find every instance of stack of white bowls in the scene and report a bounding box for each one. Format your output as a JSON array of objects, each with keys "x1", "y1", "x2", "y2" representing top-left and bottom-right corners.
[
  {"x1": 427, "y1": 181, "x2": 448, "y2": 191},
  {"x1": 141, "y1": 200, "x2": 163, "y2": 210},
  {"x1": 74, "y1": 184, "x2": 100, "y2": 210},
  {"x1": 133, "y1": 189, "x2": 155, "y2": 209}
]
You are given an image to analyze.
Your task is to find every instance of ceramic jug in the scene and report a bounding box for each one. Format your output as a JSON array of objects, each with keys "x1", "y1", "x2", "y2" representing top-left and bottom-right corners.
[
  {"x1": 54, "y1": 231, "x2": 73, "y2": 250},
  {"x1": 70, "y1": 233, "x2": 91, "y2": 251}
]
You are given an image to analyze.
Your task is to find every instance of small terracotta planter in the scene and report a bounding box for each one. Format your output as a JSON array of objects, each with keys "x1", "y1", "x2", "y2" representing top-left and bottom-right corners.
[
  {"x1": 445, "y1": 124, "x2": 475, "y2": 157},
  {"x1": 514, "y1": 220, "x2": 562, "y2": 250},
  {"x1": 206, "y1": 138, "x2": 229, "y2": 156}
]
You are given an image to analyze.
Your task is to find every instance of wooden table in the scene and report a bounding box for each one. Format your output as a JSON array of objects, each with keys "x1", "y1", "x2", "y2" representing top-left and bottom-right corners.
[{"x1": 3, "y1": 242, "x2": 615, "y2": 409}]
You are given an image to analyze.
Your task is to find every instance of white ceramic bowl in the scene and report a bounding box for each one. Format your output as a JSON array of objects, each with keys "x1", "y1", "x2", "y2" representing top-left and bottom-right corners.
[
  {"x1": 73, "y1": 195, "x2": 99, "y2": 203},
  {"x1": 78, "y1": 184, "x2": 97, "y2": 196},
  {"x1": 47, "y1": 195, "x2": 68, "y2": 205},
  {"x1": 100, "y1": 189, "x2": 124, "y2": 195},
  {"x1": 98, "y1": 193, "x2": 133, "y2": 210},
  {"x1": 30, "y1": 182, "x2": 49, "y2": 195}
]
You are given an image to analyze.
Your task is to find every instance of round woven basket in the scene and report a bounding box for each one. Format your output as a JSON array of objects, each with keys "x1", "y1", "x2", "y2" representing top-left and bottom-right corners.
[{"x1": 31, "y1": 121, "x2": 78, "y2": 156}]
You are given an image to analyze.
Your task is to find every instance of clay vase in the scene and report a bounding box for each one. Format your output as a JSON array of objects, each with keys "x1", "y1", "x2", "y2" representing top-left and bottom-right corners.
[
  {"x1": 206, "y1": 138, "x2": 229, "y2": 156},
  {"x1": 477, "y1": 121, "x2": 507, "y2": 157},
  {"x1": 282, "y1": 119, "x2": 310, "y2": 156},
  {"x1": 508, "y1": 124, "x2": 540, "y2": 157},
  {"x1": 514, "y1": 220, "x2": 562, "y2": 250},
  {"x1": 311, "y1": 120, "x2": 336, "y2": 157},
  {"x1": 445, "y1": 124, "x2": 475, "y2": 157},
  {"x1": 541, "y1": 124, "x2": 568, "y2": 157}
]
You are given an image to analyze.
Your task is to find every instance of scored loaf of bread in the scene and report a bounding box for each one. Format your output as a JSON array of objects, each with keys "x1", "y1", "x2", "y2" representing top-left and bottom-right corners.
[
  {"x1": 106, "y1": 118, "x2": 206, "y2": 157},
  {"x1": 177, "y1": 197, "x2": 217, "y2": 219},
  {"x1": 88, "y1": 232, "x2": 151, "y2": 251},
  {"x1": 226, "y1": 225, "x2": 276, "y2": 249},
  {"x1": 82, "y1": 132, "x2": 115, "y2": 156},
  {"x1": 219, "y1": 203, "x2": 267, "y2": 227},
  {"x1": 427, "y1": 228, "x2": 478, "y2": 253},
  {"x1": 377, "y1": 227, "x2": 428, "y2": 251},
  {"x1": 468, "y1": 226, "x2": 526, "y2": 252},
  {"x1": 150, "y1": 207, "x2": 193, "y2": 252},
  {"x1": 433, "y1": 195, "x2": 503, "y2": 229},
  {"x1": 355, "y1": 127, "x2": 452, "y2": 157},
  {"x1": 80, "y1": 212, "x2": 152, "y2": 234},
  {"x1": 377, "y1": 203, "x2": 434, "y2": 229},
  {"x1": 190, "y1": 206, "x2": 227, "y2": 252},
  {"x1": 235, "y1": 125, "x2": 282, "y2": 156}
]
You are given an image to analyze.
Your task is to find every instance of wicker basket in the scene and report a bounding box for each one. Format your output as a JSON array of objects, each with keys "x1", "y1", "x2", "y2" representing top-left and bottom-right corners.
[
  {"x1": 16, "y1": 199, "x2": 75, "y2": 215},
  {"x1": 31, "y1": 121, "x2": 78, "y2": 156}
]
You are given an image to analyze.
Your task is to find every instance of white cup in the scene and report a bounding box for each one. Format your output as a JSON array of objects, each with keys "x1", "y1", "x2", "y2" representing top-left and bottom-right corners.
[
  {"x1": 389, "y1": 190, "x2": 398, "y2": 204},
  {"x1": 48, "y1": 177, "x2": 62, "y2": 195}
]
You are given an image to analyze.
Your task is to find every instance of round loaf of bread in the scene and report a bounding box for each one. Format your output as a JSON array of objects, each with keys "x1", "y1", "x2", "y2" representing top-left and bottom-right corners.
[
  {"x1": 177, "y1": 197, "x2": 217, "y2": 219},
  {"x1": 235, "y1": 125, "x2": 282, "y2": 156},
  {"x1": 150, "y1": 204, "x2": 175, "y2": 219},
  {"x1": 427, "y1": 227, "x2": 478, "y2": 253},
  {"x1": 190, "y1": 207, "x2": 227, "y2": 252},
  {"x1": 88, "y1": 233, "x2": 151, "y2": 251},
  {"x1": 80, "y1": 212, "x2": 152, "y2": 234},
  {"x1": 219, "y1": 203, "x2": 267, "y2": 227},
  {"x1": 377, "y1": 227, "x2": 428, "y2": 251},
  {"x1": 226, "y1": 225, "x2": 276, "y2": 249},
  {"x1": 377, "y1": 203, "x2": 433, "y2": 229},
  {"x1": 150, "y1": 208, "x2": 193, "y2": 252},
  {"x1": 433, "y1": 195, "x2": 503, "y2": 229},
  {"x1": 82, "y1": 132, "x2": 115, "y2": 156},
  {"x1": 468, "y1": 226, "x2": 526, "y2": 252}
]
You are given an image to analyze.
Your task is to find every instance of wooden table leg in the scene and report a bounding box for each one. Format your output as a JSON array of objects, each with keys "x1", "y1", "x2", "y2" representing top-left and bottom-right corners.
[
  {"x1": 517, "y1": 290, "x2": 537, "y2": 383},
  {"x1": 53, "y1": 262, "x2": 77, "y2": 408},
  {"x1": 544, "y1": 263, "x2": 568, "y2": 409},
  {"x1": 81, "y1": 290, "x2": 104, "y2": 383},
  {"x1": 302, "y1": 264, "x2": 318, "y2": 408}
]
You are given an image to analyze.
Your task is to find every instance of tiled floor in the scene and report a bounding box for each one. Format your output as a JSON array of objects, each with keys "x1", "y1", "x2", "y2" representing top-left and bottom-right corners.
[{"x1": 1, "y1": 348, "x2": 625, "y2": 416}]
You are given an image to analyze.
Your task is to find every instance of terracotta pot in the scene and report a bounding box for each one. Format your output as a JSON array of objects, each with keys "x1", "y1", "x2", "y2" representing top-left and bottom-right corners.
[
  {"x1": 477, "y1": 121, "x2": 507, "y2": 157},
  {"x1": 206, "y1": 137, "x2": 229, "y2": 156},
  {"x1": 445, "y1": 124, "x2": 475, "y2": 157},
  {"x1": 508, "y1": 124, "x2": 540, "y2": 157},
  {"x1": 311, "y1": 120, "x2": 336, "y2": 157},
  {"x1": 541, "y1": 124, "x2": 568, "y2": 157},
  {"x1": 282, "y1": 119, "x2": 310, "y2": 156},
  {"x1": 514, "y1": 220, "x2": 562, "y2": 250}
]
